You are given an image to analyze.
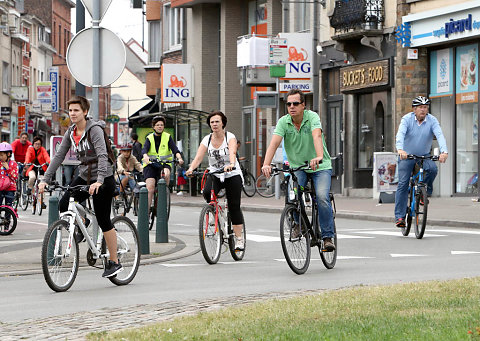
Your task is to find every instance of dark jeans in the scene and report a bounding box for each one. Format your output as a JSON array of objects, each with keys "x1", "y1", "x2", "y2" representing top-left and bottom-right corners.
[
  {"x1": 203, "y1": 174, "x2": 244, "y2": 225},
  {"x1": 59, "y1": 175, "x2": 116, "y2": 232},
  {"x1": 0, "y1": 191, "x2": 15, "y2": 206}
]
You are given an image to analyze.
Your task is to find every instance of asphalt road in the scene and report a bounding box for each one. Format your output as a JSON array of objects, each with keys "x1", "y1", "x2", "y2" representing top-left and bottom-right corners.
[{"x1": 2, "y1": 205, "x2": 480, "y2": 326}]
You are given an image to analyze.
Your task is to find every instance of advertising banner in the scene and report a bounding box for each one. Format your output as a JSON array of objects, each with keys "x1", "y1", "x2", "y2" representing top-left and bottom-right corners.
[
  {"x1": 50, "y1": 136, "x2": 80, "y2": 165},
  {"x1": 278, "y1": 33, "x2": 313, "y2": 80},
  {"x1": 430, "y1": 48, "x2": 453, "y2": 97},
  {"x1": 49, "y1": 67, "x2": 58, "y2": 112},
  {"x1": 161, "y1": 64, "x2": 193, "y2": 103},
  {"x1": 456, "y1": 43, "x2": 478, "y2": 104},
  {"x1": 373, "y1": 152, "x2": 398, "y2": 192}
]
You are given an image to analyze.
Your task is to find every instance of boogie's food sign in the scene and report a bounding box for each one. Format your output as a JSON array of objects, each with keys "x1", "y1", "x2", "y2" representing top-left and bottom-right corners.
[{"x1": 340, "y1": 59, "x2": 390, "y2": 92}]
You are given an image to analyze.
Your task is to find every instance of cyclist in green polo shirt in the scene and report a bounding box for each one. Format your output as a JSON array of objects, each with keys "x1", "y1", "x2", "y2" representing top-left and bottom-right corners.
[{"x1": 262, "y1": 89, "x2": 335, "y2": 251}]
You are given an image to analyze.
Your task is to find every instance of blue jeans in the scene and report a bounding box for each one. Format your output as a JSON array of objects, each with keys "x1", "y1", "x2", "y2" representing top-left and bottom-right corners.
[
  {"x1": 294, "y1": 169, "x2": 334, "y2": 239},
  {"x1": 119, "y1": 175, "x2": 136, "y2": 191},
  {"x1": 394, "y1": 158, "x2": 437, "y2": 220},
  {"x1": 0, "y1": 191, "x2": 15, "y2": 206}
]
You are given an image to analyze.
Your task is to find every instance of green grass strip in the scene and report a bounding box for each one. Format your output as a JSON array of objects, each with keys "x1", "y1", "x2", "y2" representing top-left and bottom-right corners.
[{"x1": 88, "y1": 277, "x2": 480, "y2": 340}]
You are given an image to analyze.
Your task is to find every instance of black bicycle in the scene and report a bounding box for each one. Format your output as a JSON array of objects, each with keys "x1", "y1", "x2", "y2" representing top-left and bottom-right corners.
[
  {"x1": 145, "y1": 157, "x2": 173, "y2": 230},
  {"x1": 239, "y1": 160, "x2": 256, "y2": 197},
  {"x1": 271, "y1": 162, "x2": 337, "y2": 274},
  {"x1": 112, "y1": 171, "x2": 144, "y2": 217},
  {"x1": 401, "y1": 154, "x2": 439, "y2": 239}
]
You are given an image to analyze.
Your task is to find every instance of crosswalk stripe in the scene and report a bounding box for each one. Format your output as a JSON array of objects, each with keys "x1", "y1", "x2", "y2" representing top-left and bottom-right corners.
[
  {"x1": 390, "y1": 253, "x2": 428, "y2": 257},
  {"x1": 337, "y1": 234, "x2": 374, "y2": 239},
  {"x1": 451, "y1": 251, "x2": 480, "y2": 255},
  {"x1": 435, "y1": 229, "x2": 480, "y2": 235},
  {"x1": 247, "y1": 234, "x2": 280, "y2": 242},
  {"x1": 356, "y1": 230, "x2": 446, "y2": 237},
  {"x1": 0, "y1": 238, "x2": 43, "y2": 245}
]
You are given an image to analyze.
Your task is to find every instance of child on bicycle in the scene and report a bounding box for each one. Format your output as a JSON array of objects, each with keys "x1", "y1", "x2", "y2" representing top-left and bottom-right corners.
[
  {"x1": 24, "y1": 136, "x2": 50, "y2": 206},
  {"x1": 117, "y1": 144, "x2": 143, "y2": 194},
  {"x1": 38, "y1": 95, "x2": 122, "y2": 278},
  {"x1": 0, "y1": 142, "x2": 18, "y2": 207}
]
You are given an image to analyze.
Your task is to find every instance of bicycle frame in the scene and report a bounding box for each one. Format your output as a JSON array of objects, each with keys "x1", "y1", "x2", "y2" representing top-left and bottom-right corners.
[
  {"x1": 207, "y1": 182, "x2": 229, "y2": 239},
  {"x1": 408, "y1": 157, "x2": 427, "y2": 218},
  {"x1": 60, "y1": 197, "x2": 105, "y2": 260}
]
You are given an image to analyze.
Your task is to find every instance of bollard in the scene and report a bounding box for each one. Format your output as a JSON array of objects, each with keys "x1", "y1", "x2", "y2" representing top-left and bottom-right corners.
[
  {"x1": 48, "y1": 195, "x2": 59, "y2": 227},
  {"x1": 156, "y1": 178, "x2": 168, "y2": 243},
  {"x1": 47, "y1": 195, "x2": 59, "y2": 264},
  {"x1": 137, "y1": 187, "x2": 150, "y2": 254}
]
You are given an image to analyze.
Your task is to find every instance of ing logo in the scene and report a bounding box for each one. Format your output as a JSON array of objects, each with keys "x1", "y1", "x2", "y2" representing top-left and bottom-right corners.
[
  {"x1": 288, "y1": 46, "x2": 308, "y2": 61},
  {"x1": 168, "y1": 75, "x2": 187, "y2": 87}
]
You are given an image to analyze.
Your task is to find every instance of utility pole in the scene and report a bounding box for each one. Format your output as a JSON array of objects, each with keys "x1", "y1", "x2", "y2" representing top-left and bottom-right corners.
[
  {"x1": 312, "y1": 0, "x2": 319, "y2": 114},
  {"x1": 76, "y1": 0, "x2": 86, "y2": 97}
]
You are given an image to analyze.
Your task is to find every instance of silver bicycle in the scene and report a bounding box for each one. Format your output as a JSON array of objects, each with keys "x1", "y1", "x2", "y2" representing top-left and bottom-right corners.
[{"x1": 41, "y1": 183, "x2": 140, "y2": 292}]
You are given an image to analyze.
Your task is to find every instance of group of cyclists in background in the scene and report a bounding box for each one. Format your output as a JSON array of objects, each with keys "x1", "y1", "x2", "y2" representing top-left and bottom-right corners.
[{"x1": 0, "y1": 89, "x2": 448, "y2": 282}]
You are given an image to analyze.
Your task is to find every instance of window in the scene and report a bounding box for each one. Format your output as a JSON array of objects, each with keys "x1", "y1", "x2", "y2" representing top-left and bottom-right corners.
[
  {"x1": 164, "y1": 4, "x2": 183, "y2": 50},
  {"x1": 295, "y1": 2, "x2": 311, "y2": 32},
  {"x1": 53, "y1": 21, "x2": 56, "y2": 48},
  {"x1": 64, "y1": 28, "x2": 67, "y2": 56},
  {"x1": 2, "y1": 62, "x2": 9, "y2": 93},
  {"x1": 149, "y1": 20, "x2": 161, "y2": 63},
  {"x1": 58, "y1": 24, "x2": 61, "y2": 55}
]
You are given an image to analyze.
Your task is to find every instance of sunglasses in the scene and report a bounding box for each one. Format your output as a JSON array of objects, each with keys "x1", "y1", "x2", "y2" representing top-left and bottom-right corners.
[{"x1": 286, "y1": 101, "x2": 302, "y2": 107}]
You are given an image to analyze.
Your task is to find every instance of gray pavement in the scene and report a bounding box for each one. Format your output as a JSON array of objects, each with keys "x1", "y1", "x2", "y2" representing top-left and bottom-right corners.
[{"x1": 1, "y1": 192, "x2": 479, "y2": 277}]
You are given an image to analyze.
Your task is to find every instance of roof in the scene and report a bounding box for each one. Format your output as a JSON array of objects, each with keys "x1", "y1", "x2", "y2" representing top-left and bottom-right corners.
[{"x1": 129, "y1": 107, "x2": 210, "y2": 127}]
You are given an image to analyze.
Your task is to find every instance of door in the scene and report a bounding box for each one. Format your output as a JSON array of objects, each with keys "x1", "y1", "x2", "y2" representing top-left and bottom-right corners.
[
  {"x1": 327, "y1": 100, "x2": 343, "y2": 193},
  {"x1": 242, "y1": 106, "x2": 256, "y2": 176}
]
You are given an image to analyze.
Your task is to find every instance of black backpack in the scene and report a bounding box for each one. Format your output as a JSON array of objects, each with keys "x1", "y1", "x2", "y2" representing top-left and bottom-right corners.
[{"x1": 87, "y1": 127, "x2": 116, "y2": 165}]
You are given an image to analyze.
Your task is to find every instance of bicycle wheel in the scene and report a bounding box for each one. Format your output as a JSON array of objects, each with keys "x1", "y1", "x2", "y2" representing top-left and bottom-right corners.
[
  {"x1": 0, "y1": 206, "x2": 17, "y2": 235},
  {"x1": 228, "y1": 212, "x2": 246, "y2": 261},
  {"x1": 198, "y1": 204, "x2": 222, "y2": 264},
  {"x1": 414, "y1": 186, "x2": 428, "y2": 239},
  {"x1": 20, "y1": 183, "x2": 29, "y2": 211},
  {"x1": 256, "y1": 174, "x2": 275, "y2": 198},
  {"x1": 280, "y1": 204, "x2": 310, "y2": 274},
  {"x1": 108, "y1": 216, "x2": 141, "y2": 286},
  {"x1": 41, "y1": 220, "x2": 79, "y2": 292},
  {"x1": 402, "y1": 185, "x2": 414, "y2": 236},
  {"x1": 149, "y1": 191, "x2": 157, "y2": 230},
  {"x1": 166, "y1": 186, "x2": 171, "y2": 219},
  {"x1": 319, "y1": 223, "x2": 337, "y2": 269},
  {"x1": 242, "y1": 172, "x2": 256, "y2": 197},
  {"x1": 133, "y1": 195, "x2": 139, "y2": 216},
  {"x1": 37, "y1": 194, "x2": 43, "y2": 216},
  {"x1": 31, "y1": 195, "x2": 37, "y2": 215},
  {"x1": 112, "y1": 195, "x2": 127, "y2": 216}
]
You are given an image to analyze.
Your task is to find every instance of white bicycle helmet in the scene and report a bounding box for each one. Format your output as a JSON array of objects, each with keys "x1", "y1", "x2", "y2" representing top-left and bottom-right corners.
[{"x1": 412, "y1": 96, "x2": 430, "y2": 107}]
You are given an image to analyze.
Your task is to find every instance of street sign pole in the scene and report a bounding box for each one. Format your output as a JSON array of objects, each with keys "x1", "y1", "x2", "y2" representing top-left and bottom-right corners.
[{"x1": 92, "y1": 0, "x2": 100, "y2": 120}]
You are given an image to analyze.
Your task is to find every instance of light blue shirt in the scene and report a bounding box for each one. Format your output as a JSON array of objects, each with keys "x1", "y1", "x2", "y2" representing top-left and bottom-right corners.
[{"x1": 395, "y1": 112, "x2": 448, "y2": 156}]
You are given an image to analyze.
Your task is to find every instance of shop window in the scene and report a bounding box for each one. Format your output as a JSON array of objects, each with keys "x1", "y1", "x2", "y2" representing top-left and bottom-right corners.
[
  {"x1": 455, "y1": 44, "x2": 478, "y2": 194},
  {"x1": 357, "y1": 94, "x2": 374, "y2": 168}
]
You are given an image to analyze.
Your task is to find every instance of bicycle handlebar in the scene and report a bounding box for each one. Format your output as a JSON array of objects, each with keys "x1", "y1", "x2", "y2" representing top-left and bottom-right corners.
[
  {"x1": 407, "y1": 154, "x2": 439, "y2": 161},
  {"x1": 46, "y1": 181, "x2": 90, "y2": 193},
  {"x1": 25, "y1": 163, "x2": 49, "y2": 168},
  {"x1": 187, "y1": 167, "x2": 236, "y2": 178},
  {"x1": 270, "y1": 161, "x2": 312, "y2": 175}
]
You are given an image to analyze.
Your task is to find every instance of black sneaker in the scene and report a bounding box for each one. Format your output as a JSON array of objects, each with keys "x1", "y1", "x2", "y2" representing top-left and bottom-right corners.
[
  {"x1": 102, "y1": 260, "x2": 123, "y2": 278},
  {"x1": 395, "y1": 218, "x2": 406, "y2": 228},
  {"x1": 41, "y1": 203, "x2": 47, "y2": 209}
]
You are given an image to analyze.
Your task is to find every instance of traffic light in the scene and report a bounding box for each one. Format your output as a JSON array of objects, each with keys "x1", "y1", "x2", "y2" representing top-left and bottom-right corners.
[{"x1": 132, "y1": 0, "x2": 142, "y2": 8}]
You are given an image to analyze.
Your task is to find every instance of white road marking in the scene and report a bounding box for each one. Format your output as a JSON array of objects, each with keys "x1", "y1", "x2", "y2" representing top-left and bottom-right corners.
[
  {"x1": 356, "y1": 230, "x2": 446, "y2": 237},
  {"x1": 435, "y1": 229, "x2": 480, "y2": 235},
  {"x1": 390, "y1": 253, "x2": 428, "y2": 258},
  {"x1": 337, "y1": 234, "x2": 374, "y2": 239},
  {"x1": 274, "y1": 256, "x2": 374, "y2": 262},
  {"x1": 247, "y1": 234, "x2": 280, "y2": 242},
  {"x1": 161, "y1": 263, "x2": 203, "y2": 267},
  {"x1": 451, "y1": 251, "x2": 480, "y2": 255},
  {"x1": 337, "y1": 256, "x2": 375, "y2": 259},
  {"x1": 0, "y1": 238, "x2": 44, "y2": 245},
  {"x1": 17, "y1": 219, "x2": 48, "y2": 226}
]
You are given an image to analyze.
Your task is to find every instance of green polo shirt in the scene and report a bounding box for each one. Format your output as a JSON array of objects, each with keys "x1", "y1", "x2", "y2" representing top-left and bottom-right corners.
[{"x1": 274, "y1": 109, "x2": 331, "y2": 172}]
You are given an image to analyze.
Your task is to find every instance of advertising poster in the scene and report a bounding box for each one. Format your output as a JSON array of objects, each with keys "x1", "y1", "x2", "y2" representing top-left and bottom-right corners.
[
  {"x1": 456, "y1": 44, "x2": 478, "y2": 103},
  {"x1": 161, "y1": 64, "x2": 193, "y2": 103},
  {"x1": 278, "y1": 32, "x2": 313, "y2": 80},
  {"x1": 429, "y1": 48, "x2": 453, "y2": 97},
  {"x1": 50, "y1": 136, "x2": 80, "y2": 165},
  {"x1": 374, "y1": 152, "x2": 398, "y2": 192}
]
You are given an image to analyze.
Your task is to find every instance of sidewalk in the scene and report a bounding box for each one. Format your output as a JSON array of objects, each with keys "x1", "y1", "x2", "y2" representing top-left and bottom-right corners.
[{"x1": 171, "y1": 192, "x2": 480, "y2": 228}]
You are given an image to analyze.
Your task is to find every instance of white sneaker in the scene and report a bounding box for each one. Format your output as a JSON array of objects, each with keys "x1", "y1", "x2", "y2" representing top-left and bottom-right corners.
[
  {"x1": 177, "y1": 191, "x2": 184, "y2": 196},
  {"x1": 235, "y1": 237, "x2": 245, "y2": 251}
]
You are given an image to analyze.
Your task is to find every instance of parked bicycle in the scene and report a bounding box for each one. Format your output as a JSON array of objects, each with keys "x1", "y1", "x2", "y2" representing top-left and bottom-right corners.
[
  {"x1": 400, "y1": 154, "x2": 439, "y2": 239},
  {"x1": 0, "y1": 201, "x2": 17, "y2": 235},
  {"x1": 195, "y1": 169, "x2": 246, "y2": 264},
  {"x1": 112, "y1": 171, "x2": 145, "y2": 217},
  {"x1": 256, "y1": 168, "x2": 292, "y2": 198},
  {"x1": 239, "y1": 160, "x2": 256, "y2": 197},
  {"x1": 41, "y1": 182, "x2": 140, "y2": 292},
  {"x1": 271, "y1": 162, "x2": 337, "y2": 274},
  {"x1": 145, "y1": 157, "x2": 173, "y2": 230}
]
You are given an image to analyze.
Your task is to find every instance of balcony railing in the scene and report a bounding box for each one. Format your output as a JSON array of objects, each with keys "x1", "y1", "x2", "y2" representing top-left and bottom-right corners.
[{"x1": 329, "y1": 0, "x2": 384, "y2": 33}]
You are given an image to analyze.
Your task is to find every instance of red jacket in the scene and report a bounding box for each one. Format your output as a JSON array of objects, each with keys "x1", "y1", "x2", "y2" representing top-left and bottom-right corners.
[
  {"x1": 11, "y1": 139, "x2": 32, "y2": 163},
  {"x1": 25, "y1": 146, "x2": 50, "y2": 174},
  {"x1": 0, "y1": 159, "x2": 18, "y2": 191}
]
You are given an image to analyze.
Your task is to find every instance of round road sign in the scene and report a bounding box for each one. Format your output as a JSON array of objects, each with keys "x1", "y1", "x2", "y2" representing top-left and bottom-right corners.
[{"x1": 66, "y1": 27, "x2": 126, "y2": 87}]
